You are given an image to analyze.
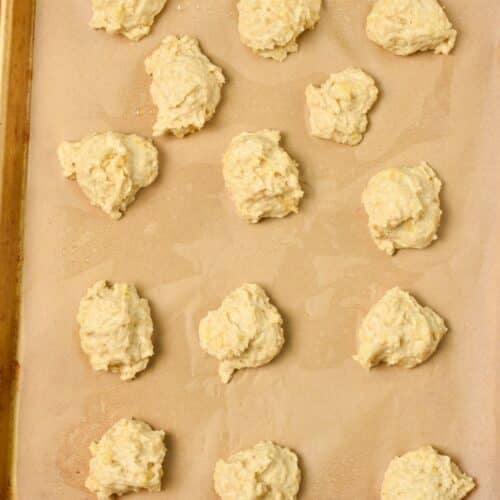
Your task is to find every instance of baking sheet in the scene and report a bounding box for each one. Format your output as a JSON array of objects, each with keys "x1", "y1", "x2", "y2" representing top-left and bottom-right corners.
[{"x1": 18, "y1": 0, "x2": 499, "y2": 498}]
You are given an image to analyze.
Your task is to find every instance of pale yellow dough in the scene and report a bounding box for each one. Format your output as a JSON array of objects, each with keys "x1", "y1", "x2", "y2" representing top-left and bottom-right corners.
[
  {"x1": 366, "y1": 0, "x2": 457, "y2": 56},
  {"x1": 199, "y1": 284, "x2": 285, "y2": 383},
  {"x1": 354, "y1": 287, "x2": 447, "y2": 369},
  {"x1": 237, "y1": 0, "x2": 321, "y2": 61},
  {"x1": 223, "y1": 130, "x2": 304, "y2": 223},
  {"x1": 145, "y1": 35, "x2": 225, "y2": 138},
  {"x1": 381, "y1": 445, "x2": 475, "y2": 499},
  {"x1": 214, "y1": 441, "x2": 301, "y2": 500},
  {"x1": 89, "y1": 0, "x2": 168, "y2": 41},
  {"x1": 362, "y1": 162, "x2": 442, "y2": 255},
  {"x1": 58, "y1": 132, "x2": 158, "y2": 219},
  {"x1": 86, "y1": 418, "x2": 167, "y2": 500},
  {"x1": 305, "y1": 67, "x2": 379, "y2": 146},
  {"x1": 77, "y1": 281, "x2": 154, "y2": 381}
]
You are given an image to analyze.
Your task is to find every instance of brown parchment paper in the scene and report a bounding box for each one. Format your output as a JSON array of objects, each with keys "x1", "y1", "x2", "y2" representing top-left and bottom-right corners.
[{"x1": 17, "y1": 1, "x2": 499, "y2": 498}]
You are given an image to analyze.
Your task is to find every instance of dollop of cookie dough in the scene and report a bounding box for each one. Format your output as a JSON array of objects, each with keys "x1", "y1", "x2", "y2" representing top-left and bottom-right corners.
[
  {"x1": 77, "y1": 281, "x2": 154, "y2": 381},
  {"x1": 381, "y1": 445, "x2": 475, "y2": 499},
  {"x1": 366, "y1": 0, "x2": 457, "y2": 56},
  {"x1": 145, "y1": 35, "x2": 225, "y2": 138},
  {"x1": 237, "y1": 0, "x2": 321, "y2": 61},
  {"x1": 86, "y1": 418, "x2": 167, "y2": 499},
  {"x1": 214, "y1": 441, "x2": 301, "y2": 500},
  {"x1": 305, "y1": 67, "x2": 379, "y2": 145},
  {"x1": 199, "y1": 283, "x2": 285, "y2": 383},
  {"x1": 354, "y1": 287, "x2": 447, "y2": 369},
  {"x1": 223, "y1": 129, "x2": 304, "y2": 223},
  {"x1": 362, "y1": 161, "x2": 442, "y2": 255},
  {"x1": 58, "y1": 132, "x2": 158, "y2": 219},
  {"x1": 89, "y1": 0, "x2": 168, "y2": 41}
]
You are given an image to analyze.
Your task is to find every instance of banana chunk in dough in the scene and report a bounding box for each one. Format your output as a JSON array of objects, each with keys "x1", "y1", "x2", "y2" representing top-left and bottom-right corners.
[
  {"x1": 362, "y1": 162, "x2": 442, "y2": 255},
  {"x1": 354, "y1": 287, "x2": 447, "y2": 369},
  {"x1": 305, "y1": 68, "x2": 379, "y2": 146},
  {"x1": 382, "y1": 445, "x2": 475, "y2": 499},
  {"x1": 58, "y1": 132, "x2": 158, "y2": 219},
  {"x1": 223, "y1": 129, "x2": 304, "y2": 223},
  {"x1": 366, "y1": 0, "x2": 457, "y2": 56},
  {"x1": 214, "y1": 441, "x2": 301, "y2": 500},
  {"x1": 145, "y1": 35, "x2": 226, "y2": 138},
  {"x1": 89, "y1": 0, "x2": 168, "y2": 41},
  {"x1": 199, "y1": 284, "x2": 285, "y2": 383},
  {"x1": 237, "y1": 0, "x2": 321, "y2": 61},
  {"x1": 77, "y1": 281, "x2": 155, "y2": 381},
  {"x1": 86, "y1": 418, "x2": 167, "y2": 499}
]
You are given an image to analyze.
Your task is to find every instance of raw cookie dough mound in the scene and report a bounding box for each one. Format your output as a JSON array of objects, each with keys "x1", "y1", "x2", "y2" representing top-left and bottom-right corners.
[
  {"x1": 366, "y1": 0, "x2": 457, "y2": 56},
  {"x1": 214, "y1": 441, "x2": 301, "y2": 500},
  {"x1": 237, "y1": 0, "x2": 321, "y2": 61},
  {"x1": 381, "y1": 445, "x2": 475, "y2": 499},
  {"x1": 223, "y1": 129, "x2": 304, "y2": 223},
  {"x1": 145, "y1": 35, "x2": 226, "y2": 137},
  {"x1": 199, "y1": 283, "x2": 285, "y2": 383},
  {"x1": 77, "y1": 280, "x2": 154, "y2": 380},
  {"x1": 354, "y1": 287, "x2": 447, "y2": 369},
  {"x1": 86, "y1": 418, "x2": 167, "y2": 499},
  {"x1": 362, "y1": 161, "x2": 442, "y2": 255},
  {"x1": 305, "y1": 68, "x2": 379, "y2": 146},
  {"x1": 89, "y1": 0, "x2": 168, "y2": 41},
  {"x1": 58, "y1": 132, "x2": 158, "y2": 219}
]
